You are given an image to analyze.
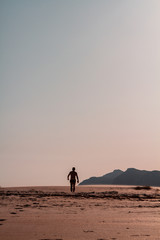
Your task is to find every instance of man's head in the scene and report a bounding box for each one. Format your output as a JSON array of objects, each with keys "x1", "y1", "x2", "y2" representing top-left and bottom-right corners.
[{"x1": 72, "y1": 167, "x2": 75, "y2": 171}]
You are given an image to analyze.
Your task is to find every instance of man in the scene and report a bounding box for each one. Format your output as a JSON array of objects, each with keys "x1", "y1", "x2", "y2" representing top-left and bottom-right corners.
[{"x1": 67, "y1": 167, "x2": 79, "y2": 192}]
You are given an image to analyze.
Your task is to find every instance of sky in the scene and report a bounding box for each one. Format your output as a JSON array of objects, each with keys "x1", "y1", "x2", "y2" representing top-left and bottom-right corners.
[{"x1": 0, "y1": 0, "x2": 160, "y2": 187}]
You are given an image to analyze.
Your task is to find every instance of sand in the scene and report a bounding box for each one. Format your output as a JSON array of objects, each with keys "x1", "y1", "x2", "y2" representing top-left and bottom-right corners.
[{"x1": 0, "y1": 185, "x2": 160, "y2": 240}]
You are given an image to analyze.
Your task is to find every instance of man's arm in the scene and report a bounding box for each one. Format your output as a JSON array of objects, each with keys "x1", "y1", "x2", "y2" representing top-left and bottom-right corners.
[
  {"x1": 67, "y1": 172, "x2": 70, "y2": 180},
  {"x1": 76, "y1": 173, "x2": 79, "y2": 183}
]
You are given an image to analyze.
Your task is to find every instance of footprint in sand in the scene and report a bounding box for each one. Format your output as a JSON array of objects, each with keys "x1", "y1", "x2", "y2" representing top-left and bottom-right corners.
[
  {"x1": 97, "y1": 239, "x2": 108, "y2": 240},
  {"x1": 40, "y1": 238, "x2": 63, "y2": 240},
  {"x1": 0, "y1": 219, "x2": 6, "y2": 226}
]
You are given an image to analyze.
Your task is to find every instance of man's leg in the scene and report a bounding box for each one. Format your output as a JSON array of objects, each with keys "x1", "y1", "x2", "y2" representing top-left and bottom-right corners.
[
  {"x1": 70, "y1": 181, "x2": 72, "y2": 192},
  {"x1": 73, "y1": 183, "x2": 75, "y2": 192}
]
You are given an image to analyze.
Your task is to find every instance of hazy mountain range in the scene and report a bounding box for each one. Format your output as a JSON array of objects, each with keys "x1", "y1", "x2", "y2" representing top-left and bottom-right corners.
[{"x1": 79, "y1": 168, "x2": 160, "y2": 187}]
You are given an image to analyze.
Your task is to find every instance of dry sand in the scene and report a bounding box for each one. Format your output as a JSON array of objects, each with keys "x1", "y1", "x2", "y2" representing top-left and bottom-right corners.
[{"x1": 0, "y1": 185, "x2": 160, "y2": 240}]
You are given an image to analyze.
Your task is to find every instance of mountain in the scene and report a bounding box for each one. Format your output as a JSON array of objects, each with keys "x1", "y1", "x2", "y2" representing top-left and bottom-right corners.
[
  {"x1": 79, "y1": 169, "x2": 123, "y2": 185},
  {"x1": 113, "y1": 168, "x2": 160, "y2": 186},
  {"x1": 79, "y1": 168, "x2": 160, "y2": 187}
]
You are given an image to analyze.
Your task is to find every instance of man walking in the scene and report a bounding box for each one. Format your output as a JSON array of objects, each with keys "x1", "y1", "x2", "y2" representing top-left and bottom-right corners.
[{"x1": 67, "y1": 167, "x2": 79, "y2": 192}]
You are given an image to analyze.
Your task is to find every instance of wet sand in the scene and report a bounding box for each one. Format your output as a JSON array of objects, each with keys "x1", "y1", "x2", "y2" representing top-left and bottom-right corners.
[{"x1": 0, "y1": 185, "x2": 160, "y2": 240}]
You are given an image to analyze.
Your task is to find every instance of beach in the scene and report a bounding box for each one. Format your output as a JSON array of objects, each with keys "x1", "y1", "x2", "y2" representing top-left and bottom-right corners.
[{"x1": 0, "y1": 185, "x2": 160, "y2": 240}]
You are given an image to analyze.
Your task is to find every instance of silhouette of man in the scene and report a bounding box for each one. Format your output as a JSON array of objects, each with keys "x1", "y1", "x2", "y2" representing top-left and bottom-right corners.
[{"x1": 67, "y1": 167, "x2": 79, "y2": 192}]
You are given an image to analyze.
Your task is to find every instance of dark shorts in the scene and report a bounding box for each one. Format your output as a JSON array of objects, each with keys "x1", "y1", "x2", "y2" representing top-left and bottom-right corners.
[{"x1": 70, "y1": 179, "x2": 76, "y2": 184}]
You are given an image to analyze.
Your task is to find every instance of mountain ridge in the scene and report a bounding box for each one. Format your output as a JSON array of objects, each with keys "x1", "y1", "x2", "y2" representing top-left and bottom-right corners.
[{"x1": 79, "y1": 168, "x2": 160, "y2": 187}]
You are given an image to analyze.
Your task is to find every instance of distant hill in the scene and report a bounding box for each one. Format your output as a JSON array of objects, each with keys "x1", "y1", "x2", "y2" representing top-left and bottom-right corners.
[
  {"x1": 79, "y1": 168, "x2": 160, "y2": 187},
  {"x1": 79, "y1": 169, "x2": 123, "y2": 185}
]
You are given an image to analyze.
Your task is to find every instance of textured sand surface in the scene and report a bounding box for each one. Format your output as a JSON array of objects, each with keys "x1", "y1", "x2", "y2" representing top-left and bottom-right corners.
[{"x1": 0, "y1": 185, "x2": 160, "y2": 240}]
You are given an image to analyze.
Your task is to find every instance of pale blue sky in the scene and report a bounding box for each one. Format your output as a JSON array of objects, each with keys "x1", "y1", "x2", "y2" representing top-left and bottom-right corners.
[{"x1": 1, "y1": 0, "x2": 160, "y2": 187}]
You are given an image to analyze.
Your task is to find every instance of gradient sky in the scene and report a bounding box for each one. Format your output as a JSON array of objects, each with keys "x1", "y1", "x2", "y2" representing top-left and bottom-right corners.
[{"x1": 1, "y1": 0, "x2": 160, "y2": 187}]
